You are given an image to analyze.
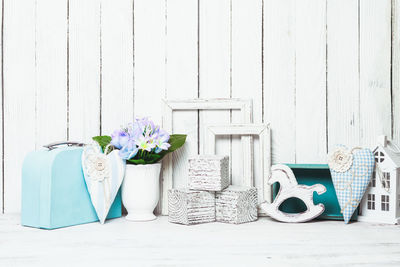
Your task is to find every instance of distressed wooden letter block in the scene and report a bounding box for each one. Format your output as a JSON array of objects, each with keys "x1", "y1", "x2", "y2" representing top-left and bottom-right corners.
[
  {"x1": 168, "y1": 189, "x2": 216, "y2": 225},
  {"x1": 188, "y1": 155, "x2": 229, "y2": 191},
  {"x1": 216, "y1": 185, "x2": 258, "y2": 224}
]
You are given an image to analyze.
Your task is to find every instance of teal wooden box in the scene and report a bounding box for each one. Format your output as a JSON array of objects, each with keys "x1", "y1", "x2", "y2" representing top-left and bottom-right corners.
[{"x1": 272, "y1": 164, "x2": 358, "y2": 221}]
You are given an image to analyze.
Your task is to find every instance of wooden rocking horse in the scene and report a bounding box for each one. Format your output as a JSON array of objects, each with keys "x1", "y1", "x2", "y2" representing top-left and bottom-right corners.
[{"x1": 259, "y1": 164, "x2": 327, "y2": 223}]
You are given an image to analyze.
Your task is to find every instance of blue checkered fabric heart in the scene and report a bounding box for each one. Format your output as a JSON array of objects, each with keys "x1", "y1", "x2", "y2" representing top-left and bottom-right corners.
[{"x1": 328, "y1": 146, "x2": 374, "y2": 224}]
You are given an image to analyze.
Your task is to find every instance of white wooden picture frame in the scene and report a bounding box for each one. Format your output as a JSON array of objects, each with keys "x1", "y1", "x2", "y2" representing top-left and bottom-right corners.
[
  {"x1": 161, "y1": 98, "x2": 253, "y2": 215},
  {"x1": 205, "y1": 124, "x2": 271, "y2": 203}
]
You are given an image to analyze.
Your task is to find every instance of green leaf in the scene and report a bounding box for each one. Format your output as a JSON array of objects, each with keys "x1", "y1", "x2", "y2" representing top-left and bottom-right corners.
[
  {"x1": 127, "y1": 159, "x2": 147, "y2": 165},
  {"x1": 147, "y1": 153, "x2": 161, "y2": 161},
  {"x1": 92, "y1": 135, "x2": 112, "y2": 152},
  {"x1": 168, "y1": 134, "x2": 187, "y2": 152},
  {"x1": 127, "y1": 153, "x2": 162, "y2": 165}
]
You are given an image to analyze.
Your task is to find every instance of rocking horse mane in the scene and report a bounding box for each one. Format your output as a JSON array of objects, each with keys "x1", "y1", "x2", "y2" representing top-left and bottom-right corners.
[{"x1": 269, "y1": 164, "x2": 298, "y2": 186}]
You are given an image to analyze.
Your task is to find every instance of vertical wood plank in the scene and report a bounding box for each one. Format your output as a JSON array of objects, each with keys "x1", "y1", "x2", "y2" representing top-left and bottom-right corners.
[
  {"x1": 264, "y1": 0, "x2": 296, "y2": 164},
  {"x1": 134, "y1": 0, "x2": 165, "y2": 124},
  {"x1": 392, "y1": 0, "x2": 400, "y2": 144},
  {"x1": 69, "y1": 0, "x2": 101, "y2": 142},
  {"x1": 101, "y1": 0, "x2": 134, "y2": 135},
  {"x1": 0, "y1": 0, "x2": 3, "y2": 212},
  {"x1": 161, "y1": 103, "x2": 173, "y2": 215},
  {"x1": 35, "y1": 0, "x2": 68, "y2": 147},
  {"x1": 359, "y1": 0, "x2": 392, "y2": 148},
  {"x1": 231, "y1": 0, "x2": 262, "y2": 196},
  {"x1": 199, "y1": 0, "x2": 231, "y2": 177},
  {"x1": 165, "y1": 0, "x2": 198, "y2": 189},
  {"x1": 327, "y1": 0, "x2": 359, "y2": 150},
  {"x1": 295, "y1": 0, "x2": 327, "y2": 163},
  {"x1": 134, "y1": 0, "x2": 166, "y2": 214},
  {"x1": 3, "y1": 0, "x2": 36, "y2": 212}
]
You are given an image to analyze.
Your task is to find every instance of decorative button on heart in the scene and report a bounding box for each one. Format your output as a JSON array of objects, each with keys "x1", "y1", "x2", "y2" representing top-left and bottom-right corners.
[
  {"x1": 82, "y1": 143, "x2": 125, "y2": 224},
  {"x1": 328, "y1": 147, "x2": 353, "y2": 173},
  {"x1": 95, "y1": 159, "x2": 106, "y2": 171}
]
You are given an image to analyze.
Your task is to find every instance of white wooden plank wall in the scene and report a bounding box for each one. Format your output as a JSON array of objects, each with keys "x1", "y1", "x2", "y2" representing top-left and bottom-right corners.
[
  {"x1": 327, "y1": 0, "x2": 360, "y2": 150},
  {"x1": 359, "y1": 0, "x2": 392, "y2": 148},
  {"x1": 35, "y1": 0, "x2": 68, "y2": 146},
  {"x1": 0, "y1": 0, "x2": 3, "y2": 212},
  {"x1": 3, "y1": 0, "x2": 37, "y2": 213},
  {"x1": 101, "y1": 0, "x2": 134, "y2": 135},
  {"x1": 264, "y1": 0, "x2": 296, "y2": 165},
  {"x1": 0, "y1": 0, "x2": 399, "y2": 213},
  {"x1": 69, "y1": 0, "x2": 101, "y2": 142},
  {"x1": 392, "y1": 0, "x2": 400, "y2": 144},
  {"x1": 134, "y1": 0, "x2": 165, "y2": 123},
  {"x1": 295, "y1": 0, "x2": 327, "y2": 163}
]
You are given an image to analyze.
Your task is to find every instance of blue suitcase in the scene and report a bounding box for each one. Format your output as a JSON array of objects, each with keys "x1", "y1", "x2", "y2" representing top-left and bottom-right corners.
[{"x1": 21, "y1": 142, "x2": 122, "y2": 229}]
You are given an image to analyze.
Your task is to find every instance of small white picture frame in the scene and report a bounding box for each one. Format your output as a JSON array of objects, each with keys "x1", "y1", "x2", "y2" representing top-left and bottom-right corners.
[
  {"x1": 161, "y1": 98, "x2": 253, "y2": 215},
  {"x1": 205, "y1": 124, "x2": 271, "y2": 203}
]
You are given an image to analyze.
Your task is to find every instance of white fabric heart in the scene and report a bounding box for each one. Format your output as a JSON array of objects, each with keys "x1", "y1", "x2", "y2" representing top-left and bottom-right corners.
[
  {"x1": 82, "y1": 143, "x2": 125, "y2": 224},
  {"x1": 328, "y1": 146, "x2": 374, "y2": 224}
]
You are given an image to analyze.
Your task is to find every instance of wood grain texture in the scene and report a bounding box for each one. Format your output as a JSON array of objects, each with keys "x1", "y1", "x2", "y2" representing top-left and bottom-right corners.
[
  {"x1": 295, "y1": 0, "x2": 327, "y2": 163},
  {"x1": 35, "y1": 0, "x2": 68, "y2": 146},
  {"x1": 392, "y1": 0, "x2": 400, "y2": 144},
  {"x1": 216, "y1": 185, "x2": 258, "y2": 224},
  {"x1": 165, "y1": 0, "x2": 198, "y2": 190},
  {"x1": 264, "y1": 0, "x2": 296, "y2": 164},
  {"x1": 359, "y1": 0, "x2": 392, "y2": 148},
  {"x1": 165, "y1": 99, "x2": 252, "y2": 110},
  {"x1": 3, "y1": 214, "x2": 400, "y2": 266},
  {"x1": 0, "y1": 0, "x2": 2, "y2": 212},
  {"x1": 230, "y1": 0, "x2": 262, "y2": 193},
  {"x1": 68, "y1": 0, "x2": 101, "y2": 142},
  {"x1": 100, "y1": 0, "x2": 134, "y2": 135},
  {"x1": 327, "y1": 0, "x2": 360, "y2": 150},
  {"x1": 133, "y1": 0, "x2": 165, "y2": 123},
  {"x1": 188, "y1": 155, "x2": 230, "y2": 191},
  {"x1": 198, "y1": 0, "x2": 231, "y2": 180},
  {"x1": 2, "y1": 0, "x2": 36, "y2": 213},
  {"x1": 168, "y1": 188, "x2": 216, "y2": 225}
]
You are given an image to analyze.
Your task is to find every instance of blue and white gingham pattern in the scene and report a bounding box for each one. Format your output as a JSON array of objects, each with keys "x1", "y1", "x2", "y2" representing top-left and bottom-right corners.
[{"x1": 330, "y1": 147, "x2": 374, "y2": 224}]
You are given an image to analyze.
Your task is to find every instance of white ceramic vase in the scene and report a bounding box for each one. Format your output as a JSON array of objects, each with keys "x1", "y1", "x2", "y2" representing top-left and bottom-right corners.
[{"x1": 122, "y1": 163, "x2": 161, "y2": 221}]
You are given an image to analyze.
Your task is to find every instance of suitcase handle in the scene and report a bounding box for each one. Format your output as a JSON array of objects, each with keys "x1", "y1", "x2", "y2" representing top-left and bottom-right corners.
[{"x1": 44, "y1": 141, "x2": 85, "y2": 150}]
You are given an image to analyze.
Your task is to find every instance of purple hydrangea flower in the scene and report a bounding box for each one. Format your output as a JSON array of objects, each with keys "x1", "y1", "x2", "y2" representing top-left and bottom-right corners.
[
  {"x1": 111, "y1": 117, "x2": 171, "y2": 161},
  {"x1": 154, "y1": 131, "x2": 170, "y2": 153},
  {"x1": 119, "y1": 139, "x2": 139, "y2": 160},
  {"x1": 110, "y1": 129, "x2": 130, "y2": 149}
]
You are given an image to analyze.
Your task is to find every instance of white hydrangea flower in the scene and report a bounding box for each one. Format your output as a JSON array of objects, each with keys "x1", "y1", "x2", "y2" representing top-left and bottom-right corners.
[{"x1": 328, "y1": 147, "x2": 353, "y2": 173}]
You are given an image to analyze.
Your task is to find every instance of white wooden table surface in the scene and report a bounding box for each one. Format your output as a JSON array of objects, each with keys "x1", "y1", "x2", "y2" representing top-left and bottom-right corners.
[{"x1": 1, "y1": 214, "x2": 400, "y2": 267}]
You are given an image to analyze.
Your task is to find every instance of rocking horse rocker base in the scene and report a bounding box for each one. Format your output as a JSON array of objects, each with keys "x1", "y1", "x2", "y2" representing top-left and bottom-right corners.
[{"x1": 260, "y1": 164, "x2": 327, "y2": 223}]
